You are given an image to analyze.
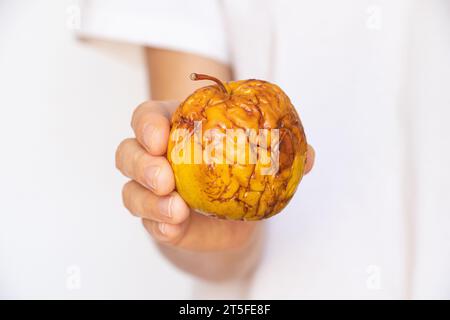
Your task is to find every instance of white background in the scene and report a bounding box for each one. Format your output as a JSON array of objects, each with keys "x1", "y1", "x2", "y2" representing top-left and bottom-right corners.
[
  {"x1": 2, "y1": 0, "x2": 450, "y2": 300},
  {"x1": 0, "y1": 0, "x2": 193, "y2": 298}
]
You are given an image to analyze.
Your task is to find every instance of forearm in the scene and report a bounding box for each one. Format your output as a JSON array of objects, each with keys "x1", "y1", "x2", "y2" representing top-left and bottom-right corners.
[{"x1": 145, "y1": 47, "x2": 232, "y2": 101}]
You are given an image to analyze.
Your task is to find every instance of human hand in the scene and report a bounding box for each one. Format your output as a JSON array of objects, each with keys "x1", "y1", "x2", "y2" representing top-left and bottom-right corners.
[{"x1": 116, "y1": 101, "x2": 315, "y2": 251}]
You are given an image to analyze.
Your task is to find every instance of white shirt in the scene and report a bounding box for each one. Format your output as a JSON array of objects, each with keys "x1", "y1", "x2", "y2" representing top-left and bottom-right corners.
[{"x1": 79, "y1": 0, "x2": 450, "y2": 299}]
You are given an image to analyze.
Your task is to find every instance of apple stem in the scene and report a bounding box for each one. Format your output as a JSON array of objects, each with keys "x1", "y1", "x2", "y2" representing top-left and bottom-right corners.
[{"x1": 190, "y1": 73, "x2": 228, "y2": 94}]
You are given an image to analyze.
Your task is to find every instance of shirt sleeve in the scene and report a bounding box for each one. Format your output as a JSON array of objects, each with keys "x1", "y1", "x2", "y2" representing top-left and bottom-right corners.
[{"x1": 77, "y1": 0, "x2": 229, "y2": 64}]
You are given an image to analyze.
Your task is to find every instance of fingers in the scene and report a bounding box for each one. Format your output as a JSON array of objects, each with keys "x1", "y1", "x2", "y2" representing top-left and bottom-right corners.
[
  {"x1": 116, "y1": 138, "x2": 174, "y2": 195},
  {"x1": 122, "y1": 179, "x2": 256, "y2": 250},
  {"x1": 122, "y1": 180, "x2": 190, "y2": 245},
  {"x1": 304, "y1": 144, "x2": 315, "y2": 175},
  {"x1": 122, "y1": 180, "x2": 190, "y2": 224},
  {"x1": 142, "y1": 218, "x2": 189, "y2": 245},
  {"x1": 131, "y1": 101, "x2": 178, "y2": 156},
  {"x1": 119, "y1": 100, "x2": 189, "y2": 245}
]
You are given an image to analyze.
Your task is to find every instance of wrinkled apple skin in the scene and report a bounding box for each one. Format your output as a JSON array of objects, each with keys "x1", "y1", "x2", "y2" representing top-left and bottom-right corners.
[{"x1": 167, "y1": 79, "x2": 307, "y2": 220}]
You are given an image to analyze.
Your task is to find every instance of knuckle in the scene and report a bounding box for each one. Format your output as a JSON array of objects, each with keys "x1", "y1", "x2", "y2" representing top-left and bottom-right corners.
[
  {"x1": 134, "y1": 150, "x2": 151, "y2": 181},
  {"x1": 142, "y1": 219, "x2": 182, "y2": 245},
  {"x1": 149, "y1": 222, "x2": 167, "y2": 242},
  {"x1": 157, "y1": 225, "x2": 179, "y2": 244},
  {"x1": 152, "y1": 163, "x2": 175, "y2": 196},
  {"x1": 159, "y1": 159, "x2": 172, "y2": 175},
  {"x1": 141, "y1": 195, "x2": 155, "y2": 216},
  {"x1": 134, "y1": 148, "x2": 148, "y2": 167},
  {"x1": 131, "y1": 101, "x2": 160, "y2": 130},
  {"x1": 170, "y1": 213, "x2": 185, "y2": 225},
  {"x1": 131, "y1": 102, "x2": 148, "y2": 129},
  {"x1": 165, "y1": 222, "x2": 187, "y2": 244},
  {"x1": 165, "y1": 229, "x2": 183, "y2": 246},
  {"x1": 142, "y1": 219, "x2": 155, "y2": 236},
  {"x1": 115, "y1": 138, "x2": 134, "y2": 171},
  {"x1": 170, "y1": 195, "x2": 190, "y2": 224},
  {"x1": 121, "y1": 181, "x2": 134, "y2": 213}
]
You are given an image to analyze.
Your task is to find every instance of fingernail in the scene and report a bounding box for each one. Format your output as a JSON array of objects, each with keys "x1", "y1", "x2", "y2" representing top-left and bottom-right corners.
[
  {"x1": 144, "y1": 166, "x2": 160, "y2": 190},
  {"x1": 158, "y1": 223, "x2": 167, "y2": 235},
  {"x1": 143, "y1": 124, "x2": 156, "y2": 150},
  {"x1": 159, "y1": 196, "x2": 174, "y2": 218}
]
